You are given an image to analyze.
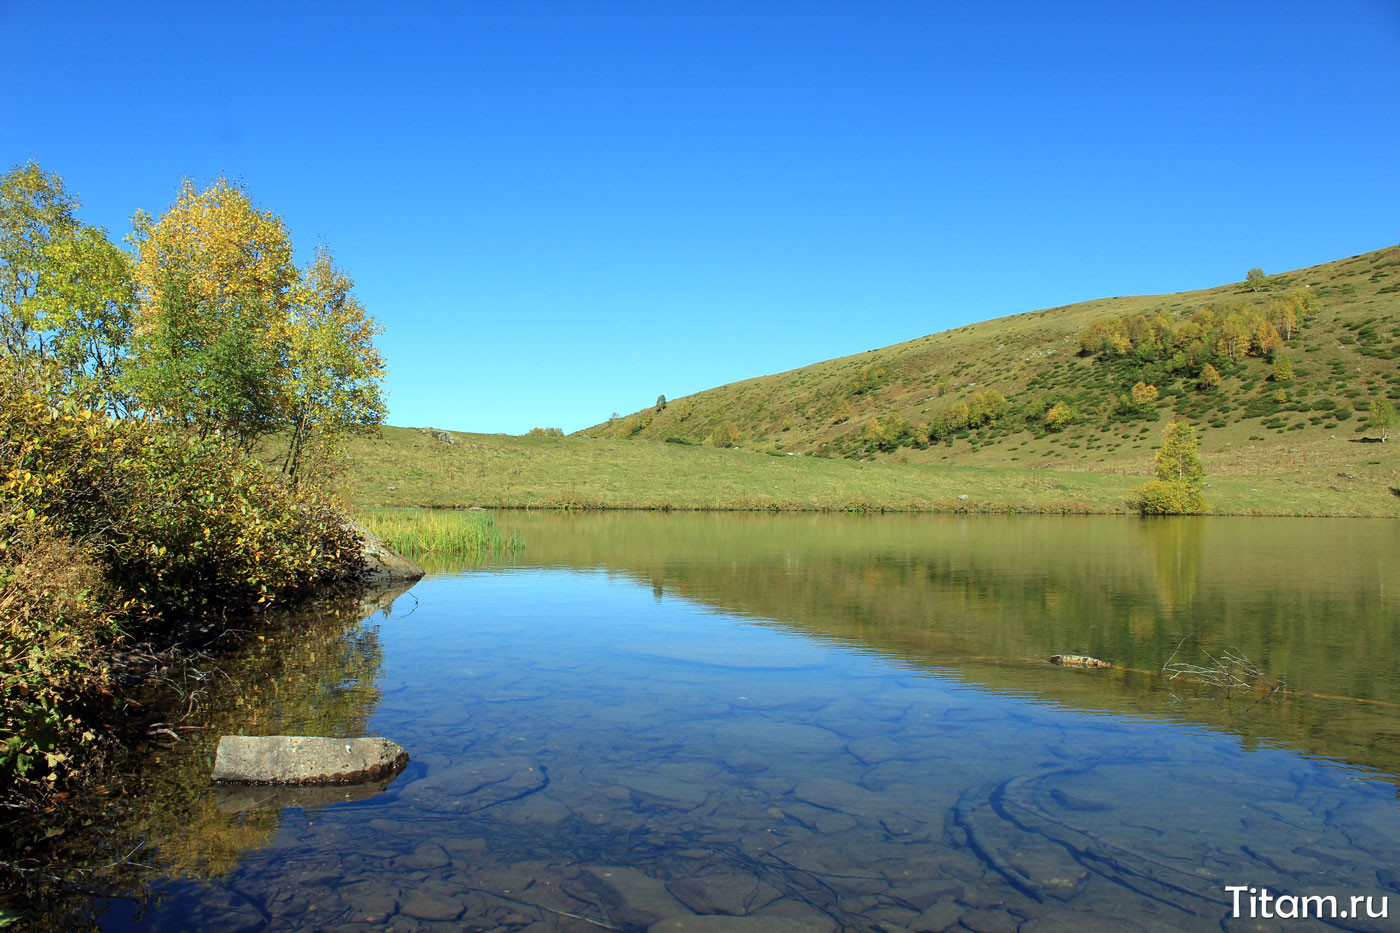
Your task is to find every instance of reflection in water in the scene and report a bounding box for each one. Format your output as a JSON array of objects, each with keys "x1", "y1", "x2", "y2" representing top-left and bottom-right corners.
[
  {"x1": 501, "y1": 512, "x2": 1400, "y2": 778},
  {"x1": 47, "y1": 515, "x2": 1400, "y2": 931},
  {"x1": 15, "y1": 584, "x2": 398, "y2": 931}
]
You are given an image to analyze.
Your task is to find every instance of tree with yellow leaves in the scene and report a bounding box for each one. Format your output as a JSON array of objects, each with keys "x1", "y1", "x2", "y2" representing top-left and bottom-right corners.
[
  {"x1": 127, "y1": 177, "x2": 299, "y2": 445},
  {"x1": 127, "y1": 178, "x2": 385, "y2": 483}
]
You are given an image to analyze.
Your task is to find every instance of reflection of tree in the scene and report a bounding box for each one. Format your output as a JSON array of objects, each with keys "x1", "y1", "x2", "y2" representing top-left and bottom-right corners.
[
  {"x1": 4, "y1": 584, "x2": 397, "y2": 930},
  {"x1": 1139, "y1": 516, "x2": 1205, "y2": 616}
]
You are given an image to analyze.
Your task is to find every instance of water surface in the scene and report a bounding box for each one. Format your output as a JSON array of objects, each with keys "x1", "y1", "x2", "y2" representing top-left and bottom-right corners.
[{"x1": 80, "y1": 514, "x2": 1400, "y2": 932}]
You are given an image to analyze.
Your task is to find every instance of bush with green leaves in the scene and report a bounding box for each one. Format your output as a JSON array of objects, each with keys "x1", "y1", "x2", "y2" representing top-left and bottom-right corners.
[{"x1": 1133, "y1": 421, "x2": 1209, "y2": 514}]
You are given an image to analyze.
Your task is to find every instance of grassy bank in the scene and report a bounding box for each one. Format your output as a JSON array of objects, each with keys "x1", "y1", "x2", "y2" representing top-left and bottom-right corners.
[
  {"x1": 355, "y1": 508, "x2": 523, "y2": 559},
  {"x1": 336, "y1": 427, "x2": 1400, "y2": 517}
]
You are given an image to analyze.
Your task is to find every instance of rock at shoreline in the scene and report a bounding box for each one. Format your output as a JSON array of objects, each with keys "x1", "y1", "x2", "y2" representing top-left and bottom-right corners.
[
  {"x1": 211, "y1": 735, "x2": 409, "y2": 785},
  {"x1": 349, "y1": 519, "x2": 425, "y2": 583}
]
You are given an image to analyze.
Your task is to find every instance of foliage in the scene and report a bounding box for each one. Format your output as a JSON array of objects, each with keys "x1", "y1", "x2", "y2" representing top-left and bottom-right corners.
[
  {"x1": 1271, "y1": 356, "x2": 1293, "y2": 381},
  {"x1": 528, "y1": 427, "x2": 565, "y2": 437},
  {"x1": 0, "y1": 163, "x2": 135, "y2": 412},
  {"x1": 0, "y1": 357, "x2": 363, "y2": 788},
  {"x1": 1044, "y1": 402, "x2": 1073, "y2": 431},
  {"x1": 1370, "y1": 398, "x2": 1396, "y2": 441},
  {"x1": 1198, "y1": 363, "x2": 1221, "y2": 390},
  {"x1": 279, "y1": 246, "x2": 386, "y2": 488},
  {"x1": 127, "y1": 178, "x2": 385, "y2": 473},
  {"x1": 1134, "y1": 421, "x2": 1209, "y2": 514},
  {"x1": 1130, "y1": 381, "x2": 1159, "y2": 407},
  {"x1": 710, "y1": 421, "x2": 739, "y2": 448},
  {"x1": 1245, "y1": 268, "x2": 1266, "y2": 291},
  {"x1": 655, "y1": 395, "x2": 667, "y2": 410},
  {"x1": 127, "y1": 177, "x2": 299, "y2": 446},
  {"x1": 0, "y1": 530, "x2": 120, "y2": 792}
]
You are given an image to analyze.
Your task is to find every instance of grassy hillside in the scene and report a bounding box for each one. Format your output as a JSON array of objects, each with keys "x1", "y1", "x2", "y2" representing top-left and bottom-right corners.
[
  {"x1": 580, "y1": 246, "x2": 1400, "y2": 483},
  {"x1": 332, "y1": 245, "x2": 1399, "y2": 517}
]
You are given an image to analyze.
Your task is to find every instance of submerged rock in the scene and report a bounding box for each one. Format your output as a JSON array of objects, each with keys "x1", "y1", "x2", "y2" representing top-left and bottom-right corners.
[
  {"x1": 215, "y1": 774, "x2": 399, "y2": 811},
  {"x1": 210, "y1": 735, "x2": 409, "y2": 785},
  {"x1": 403, "y1": 756, "x2": 547, "y2": 813}
]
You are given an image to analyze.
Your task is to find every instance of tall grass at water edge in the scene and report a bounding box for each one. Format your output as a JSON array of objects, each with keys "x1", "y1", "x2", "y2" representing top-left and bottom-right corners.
[{"x1": 355, "y1": 508, "x2": 523, "y2": 558}]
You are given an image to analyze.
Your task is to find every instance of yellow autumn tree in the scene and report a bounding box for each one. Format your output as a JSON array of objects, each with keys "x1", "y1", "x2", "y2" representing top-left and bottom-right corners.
[
  {"x1": 127, "y1": 177, "x2": 299, "y2": 445},
  {"x1": 127, "y1": 178, "x2": 385, "y2": 483}
]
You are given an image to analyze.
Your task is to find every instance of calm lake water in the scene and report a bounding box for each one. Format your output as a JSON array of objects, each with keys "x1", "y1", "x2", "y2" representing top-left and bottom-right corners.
[{"x1": 75, "y1": 514, "x2": 1400, "y2": 932}]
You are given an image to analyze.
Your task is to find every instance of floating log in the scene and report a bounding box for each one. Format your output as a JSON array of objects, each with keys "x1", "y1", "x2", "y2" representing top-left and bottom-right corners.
[{"x1": 1047, "y1": 654, "x2": 1112, "y2": 669}]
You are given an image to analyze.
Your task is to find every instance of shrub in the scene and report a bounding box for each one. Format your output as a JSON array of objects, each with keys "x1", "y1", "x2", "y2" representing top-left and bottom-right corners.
[
  {"x1": 1044, "y1": 402, "x2": 1073, "y2": 431},
  {"x1": 710, "y1": 422, "x2": 739, "y2": 448},
  {"x1": 1133, "y1": 479, "x2": 1209, "y2": 515}
]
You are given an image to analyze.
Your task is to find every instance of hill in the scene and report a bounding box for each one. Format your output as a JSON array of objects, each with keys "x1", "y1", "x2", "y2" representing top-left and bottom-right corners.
[{"x1": 579, "y1": 246, "x2": 1400, "y2": 484}]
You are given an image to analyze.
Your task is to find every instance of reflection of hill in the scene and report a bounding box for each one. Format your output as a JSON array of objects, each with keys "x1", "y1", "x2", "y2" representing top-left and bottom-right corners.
[
  {"x1": 492, "y1": 512, "x2": 1400, "y2": 776},
  {"x1": 12, "y1": 584, "x2": 401, "y2": 931}
]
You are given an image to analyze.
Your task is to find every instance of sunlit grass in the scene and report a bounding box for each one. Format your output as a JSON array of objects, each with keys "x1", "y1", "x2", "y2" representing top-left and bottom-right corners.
[{"x1": 354, "y1": 508, "x2": 523, "y2": 557}]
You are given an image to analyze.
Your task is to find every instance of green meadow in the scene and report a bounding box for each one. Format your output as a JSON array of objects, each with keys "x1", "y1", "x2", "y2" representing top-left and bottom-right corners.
[{"x1": 337, "y1": 426, "x2": 1399, "y2": 517}]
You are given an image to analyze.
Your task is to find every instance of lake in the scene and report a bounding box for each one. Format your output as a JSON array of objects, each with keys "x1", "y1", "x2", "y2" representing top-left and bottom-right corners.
[{"x1": 73, "y1": 513, "x2": 1400, "y2": 931}]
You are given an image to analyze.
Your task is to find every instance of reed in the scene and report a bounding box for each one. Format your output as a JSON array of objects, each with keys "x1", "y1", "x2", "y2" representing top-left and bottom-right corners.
[{"x1": 355, "y1": 508, "x2": 523, "y2": 557}]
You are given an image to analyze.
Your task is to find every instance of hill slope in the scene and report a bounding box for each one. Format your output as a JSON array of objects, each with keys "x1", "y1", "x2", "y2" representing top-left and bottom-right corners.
[{"x1": 580, "y1": 246, "x2": 1400, "y2": 480}]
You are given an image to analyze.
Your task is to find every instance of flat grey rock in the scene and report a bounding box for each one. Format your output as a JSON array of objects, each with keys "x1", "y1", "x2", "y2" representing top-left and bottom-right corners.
[{"x1": 211, "y1": 735, "x2": 408, "y2": 785}]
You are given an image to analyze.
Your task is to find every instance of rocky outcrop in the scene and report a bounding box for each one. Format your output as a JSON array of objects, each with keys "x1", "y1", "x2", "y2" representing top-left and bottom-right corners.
[
  {"x1": 349, "y1": 519, "x2": 425, "y2": 583},
  {"x1": 211, "y1": 735, "x2": 409, "y2": 785}
]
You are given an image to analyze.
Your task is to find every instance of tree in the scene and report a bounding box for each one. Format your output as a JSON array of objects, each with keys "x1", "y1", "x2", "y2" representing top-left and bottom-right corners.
[
  {"x1": 1271, "y1": 357, "x2": 1293, "y2": 382},
  {"x1": 1130, "y1": 381, "x2": 1160, "y2": 409},
  {"x1": 1135, "y1": 421, "x2": 1209, "y2": 514},
  {"x1": 0, "y1": 163, "x2": 135, "y2": 411},
  {"x1": 1370, "y1": 398, "x2": 1396, "y2": 442},
  {"x1": 710, "y1": 421, "x2": 738, "y2": 448},
  {"x1": 280, "y1": 246, "x2": 386, "y2": 487},
  {"x1": 127, "y1": 177, "x2": 299, "y2": 446},
  {"x1": 655, "y1": 395, "x2": 667, "y2": 410},
  {"x1": 1044, "y1": 402, "x2": 1072, "y2": 431},
  {"x1": 1245, "y1": 268, "x2": 1266, "y2": 292},
  {"x1": 1198, "y1": 363, "x2": 1221, "y2": 391}
]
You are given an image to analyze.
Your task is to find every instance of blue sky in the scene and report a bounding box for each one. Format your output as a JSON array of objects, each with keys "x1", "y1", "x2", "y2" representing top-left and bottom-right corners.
[{"x1": 3, "y1": 1, "x2": 1398, "y2": 434}]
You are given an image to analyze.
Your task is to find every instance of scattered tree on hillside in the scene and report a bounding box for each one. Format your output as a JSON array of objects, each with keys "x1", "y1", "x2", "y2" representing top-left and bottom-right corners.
[
  {"x1": 1370, "y1": 398, "x2": 1396, "y2": 442},
  {"x1": 1044, "y1": 402, "x2": 1073, "y2": 431},
  {"x1": 1134, "y1": 420, "x2": 1209, "y2": 514},
  {"x1": 655, "y1": 395, "x2": 667, "y2": 410},
  {"x1": 1130, "y1": 381, "x2": 1159, "y2": 408},
  {"x1": 710, "y1": 421, "x2": 738, "y2": 448},
  {"x1": 1198, "y1": 363, "x2": 1221, "y2": 390},
  {"x1": 1246, "y1": 268, "x2": 1266, "y2": 291},
  {"x1": 1271, "y1": 357, "x2": 1293, "y2": 382}
]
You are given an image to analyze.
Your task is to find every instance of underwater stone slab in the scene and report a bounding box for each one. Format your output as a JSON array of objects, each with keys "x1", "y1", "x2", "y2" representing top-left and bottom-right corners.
[
  {"x1": 404, "y1": 756, "x2": 547, "y2": 813},
  {"x1": 649, "y1": 917, "x2": 836, "y2": 932},
  {"x1": 665, "y1": 872, "x2": 783, "y2": 916},
  {"x1": 215, "y1": 774, "x2": 399, "y2": 811},
  {"x1": 211, "y1": 735, "x2": 409, "y2": 785}
]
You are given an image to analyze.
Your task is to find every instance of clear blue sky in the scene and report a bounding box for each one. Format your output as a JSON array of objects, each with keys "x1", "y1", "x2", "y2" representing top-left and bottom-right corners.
[{"x1": 3, "y1": 1, "x2": 1398, "y2": 434}]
